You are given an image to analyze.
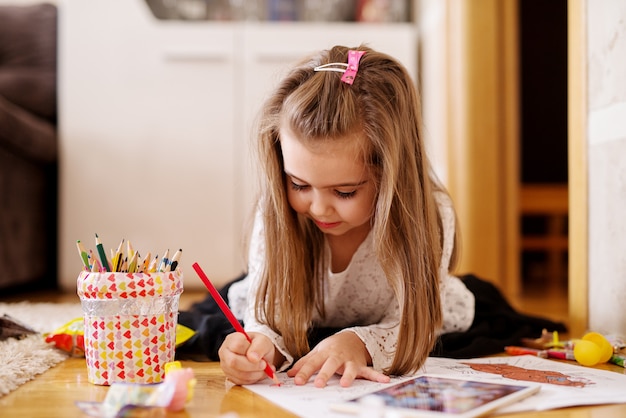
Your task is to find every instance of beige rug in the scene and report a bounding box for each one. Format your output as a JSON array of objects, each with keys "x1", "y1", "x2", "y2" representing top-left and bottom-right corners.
[{"x1": 0, "y1": 301, "x2": 83, "y2": 397}]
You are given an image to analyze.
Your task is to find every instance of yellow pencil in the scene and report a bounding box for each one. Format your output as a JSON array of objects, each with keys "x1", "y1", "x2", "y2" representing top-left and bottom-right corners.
[
  {"x1": 127, "y1": 240, "x2": 135, "y2": 260},
  {"x1": 127, "y1": 251, "x2": 139, "y2": 273},
  {"x1": 112, "y1": 239, "x2": 125, "y2": 272},
  {"x1": 148, "y1": 254, "x2": 159, "y2": 273}
]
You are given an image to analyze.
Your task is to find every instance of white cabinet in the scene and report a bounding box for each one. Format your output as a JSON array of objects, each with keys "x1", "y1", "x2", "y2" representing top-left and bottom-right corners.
[{"x1": 59, "y1": 0, "x2": 417, "y2": 290}]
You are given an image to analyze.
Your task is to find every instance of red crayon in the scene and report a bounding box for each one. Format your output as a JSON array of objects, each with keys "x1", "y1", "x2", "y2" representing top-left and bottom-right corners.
[
  {"x1": 505, "y1": 346, "x2": 576, "y2": 361},
  {"x1": 506, "y1": 346, "x2": 549, "y2": 358}
]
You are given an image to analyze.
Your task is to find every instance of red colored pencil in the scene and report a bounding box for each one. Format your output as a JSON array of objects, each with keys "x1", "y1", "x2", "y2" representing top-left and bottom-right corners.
[{"x1": 192, "y1": 262, "x2": 280, "y2": 385}]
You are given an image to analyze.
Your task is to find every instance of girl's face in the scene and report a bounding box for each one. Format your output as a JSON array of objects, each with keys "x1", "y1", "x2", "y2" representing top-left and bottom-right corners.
[{"x1": 280, "y1": 125, "x2": 377, "y2": 238}]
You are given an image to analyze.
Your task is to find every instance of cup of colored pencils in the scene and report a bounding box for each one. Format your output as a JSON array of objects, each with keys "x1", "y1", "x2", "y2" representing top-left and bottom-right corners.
[{"x1": 76, "y1": 235, "x2": 184, "y2": 385}]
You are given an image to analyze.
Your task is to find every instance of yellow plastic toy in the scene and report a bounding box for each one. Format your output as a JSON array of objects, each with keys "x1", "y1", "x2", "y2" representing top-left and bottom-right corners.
[{"x1": 573, "y1": 332, "x2": 613, "y2": 367}]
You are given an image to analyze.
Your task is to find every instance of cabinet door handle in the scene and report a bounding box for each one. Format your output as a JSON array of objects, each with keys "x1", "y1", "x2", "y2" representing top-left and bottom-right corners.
[{"x1": 162, "y1": 48, "x2": 231, "y2": 63}]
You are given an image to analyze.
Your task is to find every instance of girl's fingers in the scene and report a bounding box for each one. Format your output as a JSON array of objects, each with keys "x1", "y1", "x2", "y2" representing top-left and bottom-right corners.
[
  {"x1": 224, "y1": 332, "x2": 251, "y2": 354},
  {"x1": 289, "y1": 353, "x2": 325, "y2": 385},
  {"x1": 313, "y1": 356, "x2": 343, "y2": 388},
  {"x1": 221, "y1": 353, "x2": 268, "y2": 385},
  {"x1": 338, "y1": 365, "x2": 359, "y2": 388},
  {"x1": 343, "y1": 366, "x2": 390, "y2": 387},
  {"x1": 288, "y1": 354, "x2": 390, "y2": 388},
  {"x1": 219, "y1": 333, "x2": 270, "y2": 385}
]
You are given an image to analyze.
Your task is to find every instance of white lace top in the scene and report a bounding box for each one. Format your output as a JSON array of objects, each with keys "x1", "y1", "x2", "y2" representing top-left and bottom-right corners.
[{"x1": 228, "y1": 191, "x2": 475, "y2": 372}]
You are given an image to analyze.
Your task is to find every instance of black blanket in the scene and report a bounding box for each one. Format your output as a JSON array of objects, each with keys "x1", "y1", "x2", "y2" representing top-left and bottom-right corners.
[{"x1": 431, "y1": 274, "x2": 567, "y2": 358}]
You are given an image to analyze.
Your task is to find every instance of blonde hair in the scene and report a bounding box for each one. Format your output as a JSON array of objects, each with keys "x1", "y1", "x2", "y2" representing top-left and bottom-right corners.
[{"x1": 252, "y1": 45, "x2": 457, "y2": 375}]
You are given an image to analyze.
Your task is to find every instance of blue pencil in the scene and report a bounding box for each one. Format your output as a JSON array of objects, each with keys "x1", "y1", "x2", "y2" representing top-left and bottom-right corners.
[{"x1": 158, "y1": 249, "x2": 170, "y2": 272}]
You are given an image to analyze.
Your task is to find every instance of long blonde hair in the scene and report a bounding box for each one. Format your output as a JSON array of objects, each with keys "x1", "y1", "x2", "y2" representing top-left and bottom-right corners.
[{"x1": 253, "y1": 45, "x2": 457, "y2": 375}]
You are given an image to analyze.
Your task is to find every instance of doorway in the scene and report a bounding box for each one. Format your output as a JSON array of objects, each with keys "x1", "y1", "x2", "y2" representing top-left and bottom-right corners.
[
  {"x1": 418, "y1": 0, "x2": 578, "y2": 326},
  {"x1": 518, "y1": 0, "x2": 569, "y2": 300}
]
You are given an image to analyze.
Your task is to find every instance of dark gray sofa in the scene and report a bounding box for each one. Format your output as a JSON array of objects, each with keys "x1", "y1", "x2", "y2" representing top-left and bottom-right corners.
[{"x1": 0, "y1": 3, "x2": 58, "y2": 291}]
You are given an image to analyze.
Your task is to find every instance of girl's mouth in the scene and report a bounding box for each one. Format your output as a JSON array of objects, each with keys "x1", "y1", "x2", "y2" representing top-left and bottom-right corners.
[{"x1": 314, "y1": 220, "x2": 342, "y2": 229}]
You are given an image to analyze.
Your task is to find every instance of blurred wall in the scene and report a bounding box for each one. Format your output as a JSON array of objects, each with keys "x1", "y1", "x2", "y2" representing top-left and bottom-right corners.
[
  {"x1": 0, "y1": 0, "x2": 58, "y2": 4},
  {"x1": 586, "y1": 1, "x2": 626, "y2": 335},
  {"x1": 414, "y1": 0, "x2": 449, "y2": 183}
]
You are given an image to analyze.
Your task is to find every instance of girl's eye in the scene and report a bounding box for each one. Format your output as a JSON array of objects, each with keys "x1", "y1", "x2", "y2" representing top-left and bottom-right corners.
[
  {"x1": 289, "y1": 179, "x2": 356, "y2": 199},
  {"x1": 290, "y1": 182, "x2": 308, "y2": 192},
  {"x1": 335, "y1": 190, "x2": 357, "y2": 199}
]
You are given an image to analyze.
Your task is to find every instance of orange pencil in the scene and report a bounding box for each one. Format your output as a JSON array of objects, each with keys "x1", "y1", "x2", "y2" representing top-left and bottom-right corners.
[{"x1": 140, "y1": 251, "x2": 152, "y2": 273}]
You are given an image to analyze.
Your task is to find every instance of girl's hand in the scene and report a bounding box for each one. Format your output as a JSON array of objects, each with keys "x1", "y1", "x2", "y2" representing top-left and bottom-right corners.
[
  {"x1": 218, "y1": 332, "x2": 278, "y2": 385},
  {"x1": 286, "y1": 331, "x2": 390, "y2": 388}
]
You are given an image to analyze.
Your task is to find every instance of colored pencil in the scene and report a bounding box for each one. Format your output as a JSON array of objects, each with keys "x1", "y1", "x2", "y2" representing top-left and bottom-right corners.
[
  {"x1": 610, "y1": 354, "x2": 625, "y2": 367},
  {"x1": 88, "y1": 249, "x2": 98, "y2": 271},
  {"x1": 169, "y1": 249, "x2": 182, "y2": 272},
  {"x1": 192, "y1": 262, "x2": 280, "y2": 385},
  {"x1": 76, "y1": 240, "x2": 90, "y2": 270},
  {"x1": 127, "y1": 251, "x2": 139, "y2": 273},
  {"x1": 112, "y1": 238, "x2": 125, "y2": 272},
  {"x1": 158, "y1": 249, "x2": 170, "y2": 272},
  {"x1": 140, "y1": 251, "x2": 152, "y2": 273},
  {"x1": 148, "y1": 254, "x2": 159, "y2": 273},
  {"x1": 95, "y1": 233, "x2": 111, "y2": 271},
  {"x1": 505, "y1": 346, "x2": 576, "y2": 361},
  {"x1": 127, "y1": 240, "x2": 135, "y2": 260}
]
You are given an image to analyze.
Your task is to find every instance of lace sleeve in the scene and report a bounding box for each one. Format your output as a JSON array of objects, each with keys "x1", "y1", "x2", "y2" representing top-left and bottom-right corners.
[{"x1": 340, "y1": 300, "x2": 400, "y2": 372}]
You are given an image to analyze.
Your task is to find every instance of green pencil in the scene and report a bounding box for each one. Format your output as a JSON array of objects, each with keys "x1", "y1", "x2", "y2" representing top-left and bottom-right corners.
[
  {"x1": 95, "y1": 233, "x2": 111, "y2": 271},
  {"x1": 76, "y1": 240, "x2": 90, "y2": 270}
]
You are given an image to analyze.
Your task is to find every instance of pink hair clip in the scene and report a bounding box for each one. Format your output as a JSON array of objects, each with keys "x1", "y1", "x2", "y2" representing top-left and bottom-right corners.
[{"x1": 314, "y1": 50, "x2": 366, "y2": 85}]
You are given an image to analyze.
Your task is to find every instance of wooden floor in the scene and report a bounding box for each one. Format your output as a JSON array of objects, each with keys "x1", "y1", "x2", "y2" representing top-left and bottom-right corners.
[{"x1": 3, "y1": 355, "x2": 625, "y2": 418}]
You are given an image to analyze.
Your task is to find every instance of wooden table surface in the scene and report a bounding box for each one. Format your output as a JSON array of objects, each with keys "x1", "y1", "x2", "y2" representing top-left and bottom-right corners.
[{"x1": 1, "y1": 357, "x2": 625, "y2": 417}]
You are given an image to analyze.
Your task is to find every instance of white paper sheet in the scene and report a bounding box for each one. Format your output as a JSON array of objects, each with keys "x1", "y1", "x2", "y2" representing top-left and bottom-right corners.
[{"x1": 243, "y1": 355, "x2": 626, "y2": 418}]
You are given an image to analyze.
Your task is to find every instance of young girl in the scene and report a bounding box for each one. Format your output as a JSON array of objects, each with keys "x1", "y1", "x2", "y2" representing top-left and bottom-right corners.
[{"x1": 217, "y1": 45, "x2": 475, "y2": 388}]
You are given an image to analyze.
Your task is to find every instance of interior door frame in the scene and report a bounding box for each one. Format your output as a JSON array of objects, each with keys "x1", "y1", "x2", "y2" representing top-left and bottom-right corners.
[
  {"x1": 567, "y1": 0, "x2": 588, "y2": 337},
  {"x1": 444, "y1": 0, "x2": 519, "y2": 297}
]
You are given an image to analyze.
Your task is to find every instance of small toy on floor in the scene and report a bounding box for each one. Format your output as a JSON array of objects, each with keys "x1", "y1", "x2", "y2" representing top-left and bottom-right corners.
[
  {"x1": 44, "y1": 318, "x2": 195, "y2": 358},
  {"x1": 75, "y1": 361, "x2": 196, "y2": 417}
]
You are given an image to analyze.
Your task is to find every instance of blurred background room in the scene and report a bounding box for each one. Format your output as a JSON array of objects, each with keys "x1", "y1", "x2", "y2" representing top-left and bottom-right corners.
[{"x1": 1, "y1": 0, "x2": 625, "y2": 339}]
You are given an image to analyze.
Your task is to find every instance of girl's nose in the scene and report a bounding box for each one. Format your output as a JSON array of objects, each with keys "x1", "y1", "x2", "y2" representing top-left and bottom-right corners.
[{"x1": 309, "y1": 192, "x2": 332, "y2": 218}]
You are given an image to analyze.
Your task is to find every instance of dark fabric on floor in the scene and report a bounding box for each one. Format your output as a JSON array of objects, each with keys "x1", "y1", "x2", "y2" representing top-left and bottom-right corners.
[
  {"x1": 176, "y1": 273, "x2": 567, "y2": 361},
  {"x1": 176, "y1": 273, "x2": 245, "y2": 361},
  {"x1": 430, "y1": 274, "x2": 567, "y2": 358}
]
